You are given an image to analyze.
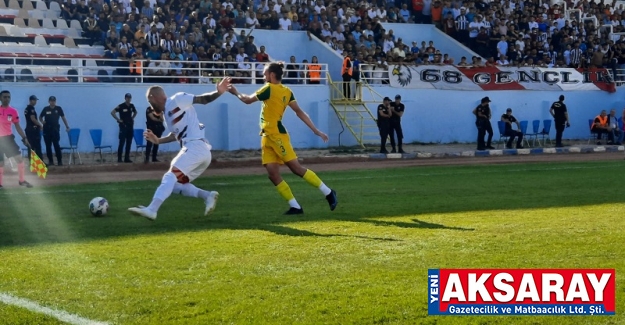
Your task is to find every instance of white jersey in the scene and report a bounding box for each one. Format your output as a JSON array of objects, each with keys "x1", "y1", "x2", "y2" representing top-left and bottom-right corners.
[{"x1": 163, "y1": 92, "x2": 206, "y2": 145}]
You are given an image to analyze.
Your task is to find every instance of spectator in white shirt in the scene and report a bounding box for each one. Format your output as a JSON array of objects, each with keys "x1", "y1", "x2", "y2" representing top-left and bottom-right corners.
[
  {"x1": 203, "y1": 14, "x2": 216, "y2": 28},
  {"x1": 496, "y1": 56, "x2": 510, "y2": 66},
  {"x1": 235, "y1": 47, "x2": 248, "y2": 62},
  {"x1": 314, "y1": 0, "x2": 325, "y2": 14},
  {"x1": 246, "y1": 12, "x2": 260, "y2": 28},
  {"x1": 279, "y1": 13, "x2": 292, "y2": 30},
  {"x1": 367, "y1": 5, "x2": 380, "y2": 19}
]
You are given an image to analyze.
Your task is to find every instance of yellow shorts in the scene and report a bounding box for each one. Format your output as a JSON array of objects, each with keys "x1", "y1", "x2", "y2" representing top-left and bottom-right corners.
[{"x1": 261, "y1": 133, "x2": 298, "y2": 165}]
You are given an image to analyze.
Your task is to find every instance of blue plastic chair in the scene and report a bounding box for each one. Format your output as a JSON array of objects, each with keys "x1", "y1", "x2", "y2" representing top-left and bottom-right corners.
[
  {"x1": 497, "y1": 120, "x2": 509, "y2": 148},
  {"x1": 60, "y1": 128, "x2": 82, "y2": 165},
  {"x1": 524, "y1": 120, "x2": 540, "y2": 147},
  {"x1": 539, "y1": 119, "x2": 552, "y2": 146},
  {"x1": 89, "y1": 129, "x2": 112, "y2": 163},
  {"x1": 133, "y1": 129, "x2": 146, "y2": 161},
  {"x1": 519, "y1": 120, "x2": 531, "y2": 148}
]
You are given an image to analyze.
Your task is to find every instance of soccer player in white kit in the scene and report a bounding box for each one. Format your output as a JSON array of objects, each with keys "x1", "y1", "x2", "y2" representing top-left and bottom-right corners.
[{"x1": 128, "y1": 78, "x2": 232, "y2": 220}]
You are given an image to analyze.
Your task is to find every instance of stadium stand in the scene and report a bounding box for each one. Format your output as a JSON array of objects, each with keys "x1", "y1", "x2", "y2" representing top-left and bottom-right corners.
[{"x1": 0, "y1": 0, "x2": 623, "y2": 83}]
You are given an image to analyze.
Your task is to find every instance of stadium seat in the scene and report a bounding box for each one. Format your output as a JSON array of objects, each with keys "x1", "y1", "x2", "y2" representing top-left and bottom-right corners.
[
  {"x1": 21, "y1": 0, "x2": 34, "y2": 10},
  {"x1": 42, "y1": 18, "x2": 55, "y2": 29},
  {"x1": 496, "y1": 121, "x2": 509, "y2": 149},
  {"x1": 19, "y1": 68, "x2": 35, "y2": 81},
  {"x1": 97, "y1": 69, "x2": 111, "y2": 82},
  {"x1": 539, "y1": 120, "x2": 552, "y2": 146},
  {"x1": 4, "y1": 68, "x2": 15, "y2": 81},
  {"x1": 83, "y1": 76, "x2": 98, "y2": 82},
  {"x1": 27, "y1": 18, "x2": 41, "y2": 28},
  {"x1": 0, "y1": 26, "x2": 8, "y2": 36},
  {"x1": 34, "y1": 35, "x2": 47, "y2": 46},
  {"x1": 13, "y1": 17, "x2": 26, "y2": 27},
  {"x1": 37, "y1": 76, "x2": 53, "y2": 82},
  {"x1": 49, "y1": 1, "x2": 60, "y2": 13},
  {"x1": 133, "y1": 128, "x2": 146, "y2": 161},
  {"x1": 89, "y1": 129, "x2": 112, "y2": 163},
  {"x1": 0, "y1": 0, "x2": 7, "y2": 8},
  {"x1": 525, "y1": 120, "x2": 540, "y2": 147},
  {"x1": 8, "y1": 0, "x2": 20, "y2": 9},
  {"x1": 56, "y1": 19, "x2": 69, "y2": 29},
  {"x1": 34, "y1": 0, "x2": 47, "y2": 10},
  {"x1": 30, "y1": 10, "x2": 45, "y2": 19},
  {"x1": 519, "y1": 120, "x2": 531, "y2": 148},
  {"x1": 67, "y1": 68, "x2": 78, "y2": 82},
  {"x1": 53, "y1": 76, "x2": 69, "y2": 82},
  {"x1": 587, "y1": 119, "x2": 599, "y2": 144},
  {"x1": 63, "y1": 36, "x2": 77, "y2": 48},
  {"x1": 60, "y1": 128, "x2": 82, "y2": 165}
]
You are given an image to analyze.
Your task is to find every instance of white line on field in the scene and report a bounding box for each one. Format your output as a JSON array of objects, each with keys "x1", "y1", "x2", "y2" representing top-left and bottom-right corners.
[
  {"x1": 0, "y1": 164, "x2": 609, "y2": 197},
  {"x1": 0, "y1": 292, "x2": 110, "y2": 325}
]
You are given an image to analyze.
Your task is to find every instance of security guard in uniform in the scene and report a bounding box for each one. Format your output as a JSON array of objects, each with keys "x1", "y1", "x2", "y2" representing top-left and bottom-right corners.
[
  {"x1": 549, "y1": 95, "x2": 570, "y2": 147},
  {"x1": 39, "y1": 96, "x2": 70, "y2": 166},
  {"x1": 389, "y1": 94, "x2": 405, "y2": 153},
  {"x1": 24, "y1": 95, "x2": 44, "y2": 159},
  {"x1": 111, "y1": 93, "x2": 137, "y2": 163},
  {"x1": 377, "y1": 97, "x2": 392, "y2": 153},
  {"x1": 472, "y1": 96, "x2": 494, "y2": 150},
  {"x1": 144, "y1": 105, "x2": 165, "y2": 163}
]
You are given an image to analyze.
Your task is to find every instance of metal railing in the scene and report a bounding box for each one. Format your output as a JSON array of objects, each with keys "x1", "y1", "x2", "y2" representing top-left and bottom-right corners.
[{"x1": 0, "y1": 56, "x2": 329, "y2": 84}]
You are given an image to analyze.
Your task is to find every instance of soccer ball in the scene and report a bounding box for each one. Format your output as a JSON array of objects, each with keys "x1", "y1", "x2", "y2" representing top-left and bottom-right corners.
[{"x1": 89, "y1": 197, "x2": 109, "y2": 216}]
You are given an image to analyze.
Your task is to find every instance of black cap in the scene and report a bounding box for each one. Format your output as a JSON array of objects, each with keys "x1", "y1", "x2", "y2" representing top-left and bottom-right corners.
[
  {"x1": 49, "y1": 96, "x2": 56, "y2": 101},
  {"x1": 506, "y1": 108, "x2": 512, "y2": 112},
  {"x1": 29, "y1": 95, "x2": 38, "y2": 100},
  {"x1": 395, "y1": 94, "x2": 401, "y2": 99},
  {"x1": 481, "y1": 96, "x2": 491, "y2": 103},
  {"x1": 125, "y1": 93, "x2": 132, "y2": 98},
  {"x1": 383, "y1": 97, "x2": 391, "y2": 101}
]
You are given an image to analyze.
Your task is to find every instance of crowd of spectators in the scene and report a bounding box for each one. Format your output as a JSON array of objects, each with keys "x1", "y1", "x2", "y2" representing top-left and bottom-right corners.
[{"x1": 66, "y1": 0, "x2": 625, "y2": 83}]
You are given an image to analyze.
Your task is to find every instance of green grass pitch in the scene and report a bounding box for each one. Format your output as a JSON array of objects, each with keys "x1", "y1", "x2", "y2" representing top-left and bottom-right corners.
[{"x1": 0, "y1": 160, "x2": 623, "y2": 325}]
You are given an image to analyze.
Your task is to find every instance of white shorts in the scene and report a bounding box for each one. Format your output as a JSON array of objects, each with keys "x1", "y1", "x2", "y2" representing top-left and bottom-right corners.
[{"x1": 170, "y1": 139, "x2": 212, "y2": 182}]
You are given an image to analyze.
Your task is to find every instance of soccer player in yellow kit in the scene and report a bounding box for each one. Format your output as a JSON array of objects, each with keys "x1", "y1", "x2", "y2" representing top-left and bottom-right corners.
[{"x1": 228, "y1": 62, "x2": 338, "y2": 215}]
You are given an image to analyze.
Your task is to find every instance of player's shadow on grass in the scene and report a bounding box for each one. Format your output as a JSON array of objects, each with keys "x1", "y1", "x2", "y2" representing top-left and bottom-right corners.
[
  {"x1": 257, "y1": 224, "x2": 400, "y2": 241},
  {"x1": 357, "y1": 218, "x2": 474, "y2": 231}
]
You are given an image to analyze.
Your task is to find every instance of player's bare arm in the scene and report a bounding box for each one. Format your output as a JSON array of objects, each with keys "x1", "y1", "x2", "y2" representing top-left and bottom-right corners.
[
  {"x1": 193, "y1": 77, "x2": 232, "y2": 105},
  {"x1": 228, "y1": 85, "x2": 259, "y2": 104},
  {"x1": 288, "y1": 100, "x2": 329, "y2": 142},
  {"x1": 144, "y1": 130, "x2": 176, "y2": 145}
]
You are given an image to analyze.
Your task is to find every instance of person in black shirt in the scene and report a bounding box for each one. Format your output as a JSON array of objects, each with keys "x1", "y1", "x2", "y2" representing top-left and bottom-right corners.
[
  {"x1": 24, "y1": 95, "x2": 44, "y2": 160},
  {"x1": 472, "y1": 96, "x2": 494, "y2": 150},
  {"x1": 501, "y1": 108, "x2": 524, "y2": 149},
  {"x1": 549, "y1": 95, "x2": 570, "y2": 147},
  {"x1": 144, "y1": 105, "x2": 165, "y2": 163},
  {"x1": 110, "y1": 93, "x2": 137, "y2": 163},
  {"x1": 285, "y1": 56, "x2": 299, "y2": 84},
  {"x1": 389, "y1": 94, "x2": 405, "y2": 153},
  {"x1": 377, "y1": 97, "x2": 392, "y2": 154},
  {"x1": 39, "y1": 96, "x2": 70, "y2": 166}
]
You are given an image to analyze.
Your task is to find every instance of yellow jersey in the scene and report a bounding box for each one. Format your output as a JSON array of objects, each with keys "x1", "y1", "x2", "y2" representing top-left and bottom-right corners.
[{"x1": 255, "y1": 82, "x2": 296, "y2": 136}]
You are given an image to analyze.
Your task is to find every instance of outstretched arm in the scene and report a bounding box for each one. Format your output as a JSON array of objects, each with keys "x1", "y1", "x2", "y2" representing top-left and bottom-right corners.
[
  {"x1": 228, "y1": 84, "x2": 259, "y2": 104},
  {"x1": 144, "y1": 130, "x2": 176, "y2": 144},
  {"x1": 288, "y1": 100, "x2": 328, "y2": 142},
  {"x1": 193, "y1": 77, "x2": 232, "y2": 104}
]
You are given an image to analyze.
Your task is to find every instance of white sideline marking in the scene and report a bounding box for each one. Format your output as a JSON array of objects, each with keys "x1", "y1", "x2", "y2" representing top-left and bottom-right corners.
[{"x1": 0, "y1": 292, "x2": 110, "y2": 325}]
